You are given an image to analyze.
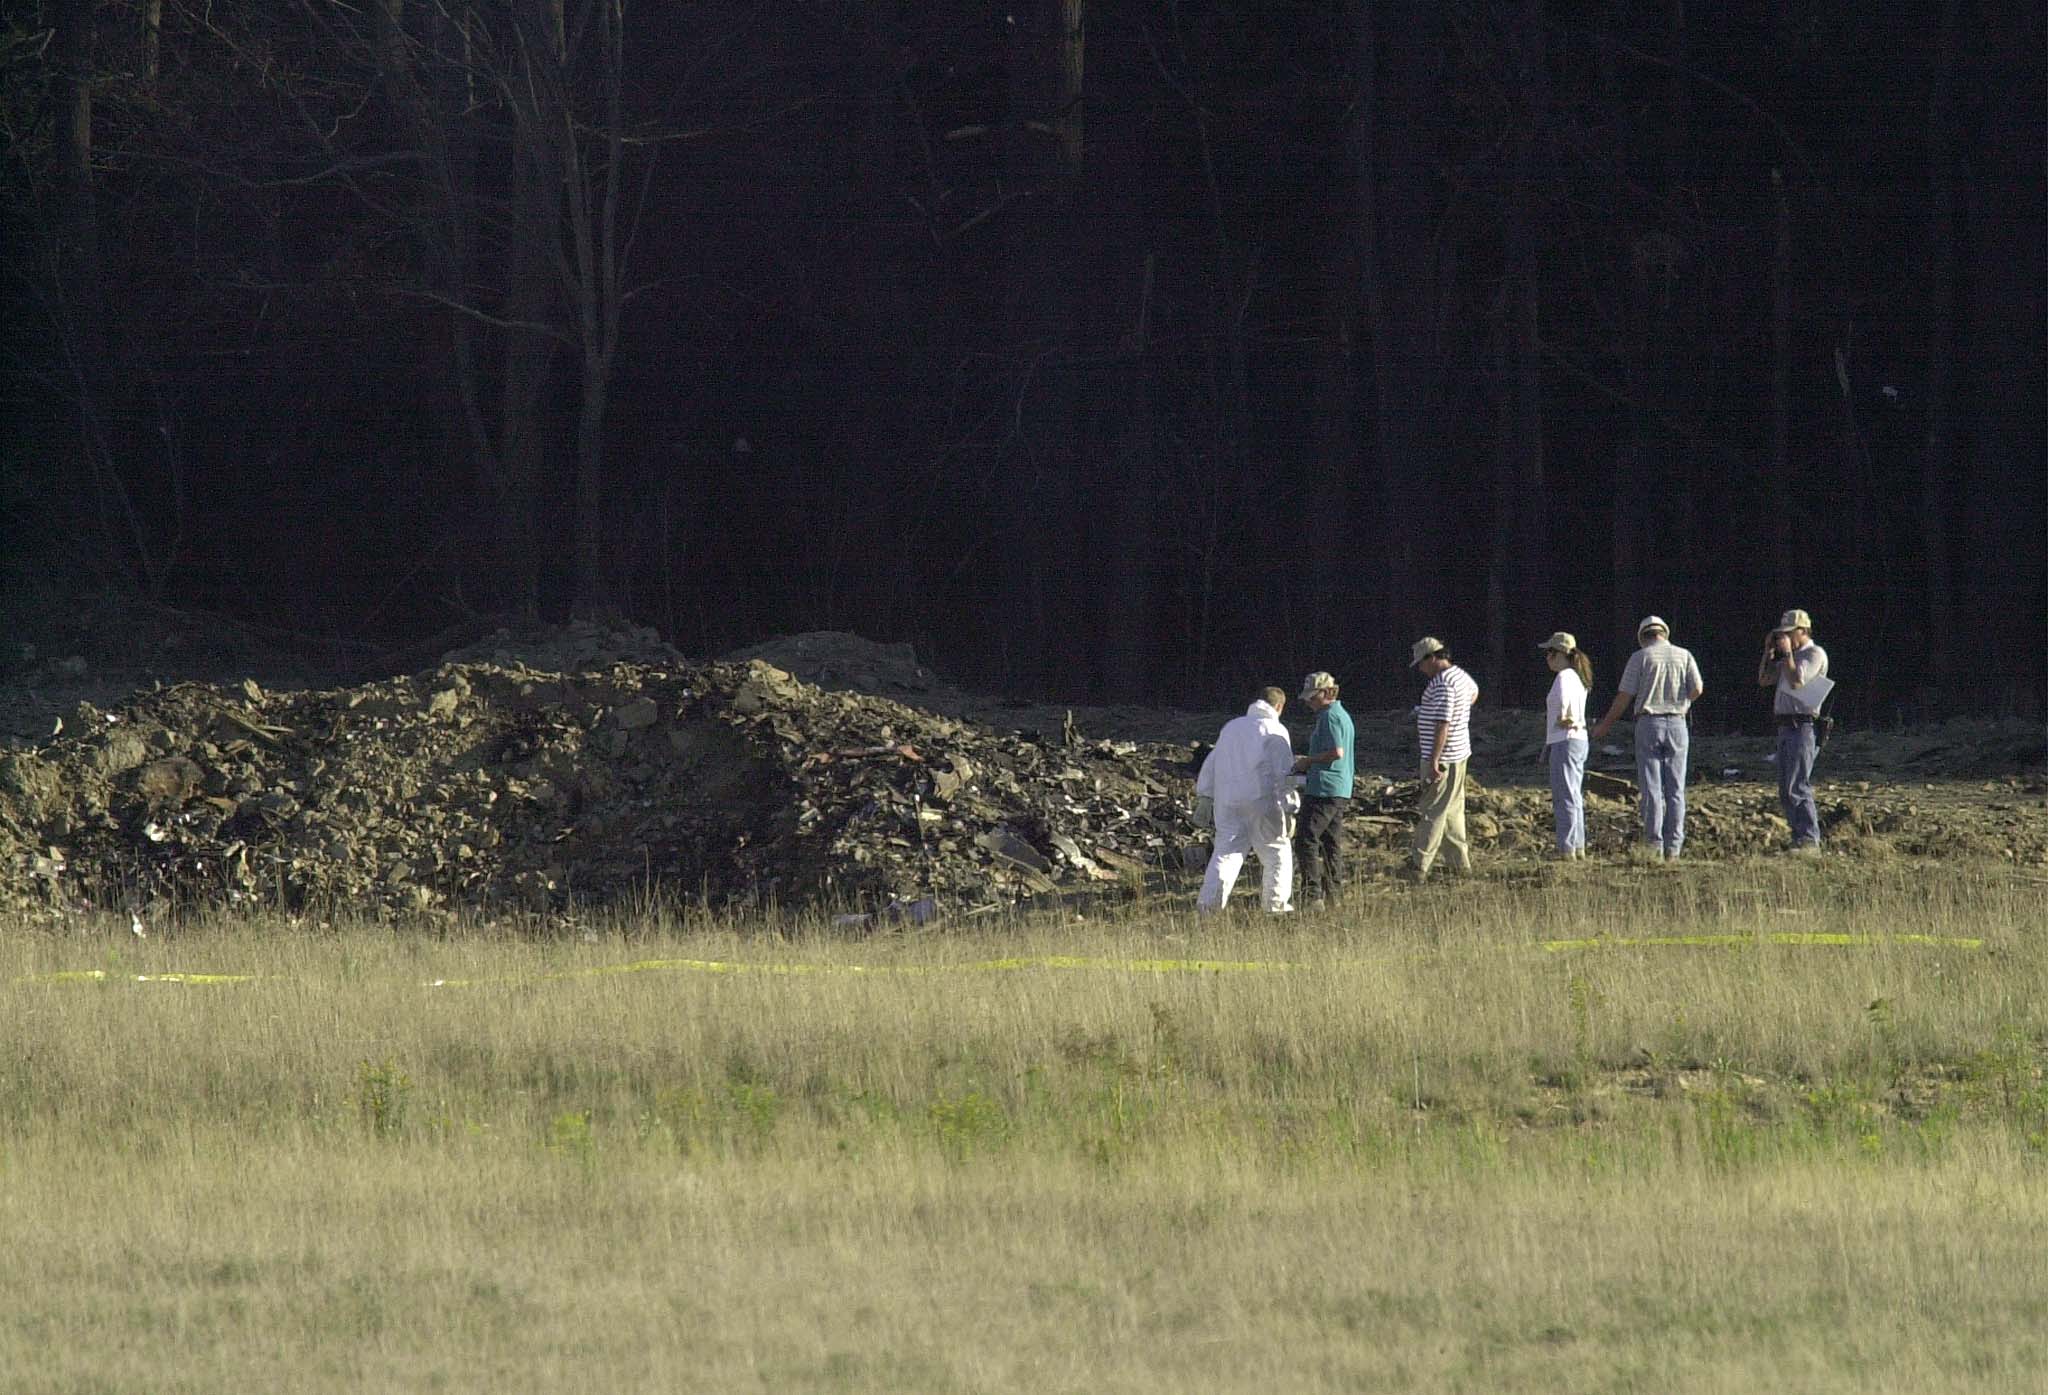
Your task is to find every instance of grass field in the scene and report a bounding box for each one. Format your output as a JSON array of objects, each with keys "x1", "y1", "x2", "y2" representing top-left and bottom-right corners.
[{"x1": 4, "y1": 859, "x2": 2045, "y2": 1392}]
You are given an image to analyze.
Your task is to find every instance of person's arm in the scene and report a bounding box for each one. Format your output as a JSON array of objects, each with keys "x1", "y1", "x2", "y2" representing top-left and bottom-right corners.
[
  {"x1": 1295, "y1": 713, "x2": 1337, "y2": 766},
  {"x1": 1426, "y1": 721, "x2": 1450, "y2": 779},
  {"x1": 1783, "y1": 647, "x2": 1819, "y2": 689},
  {"x1": 1688, "y1": 655, "x2": 1704, "y2": 703},
  {"x1": 1263, "y1": 731, "x2": 1295, "y2": 801},
  {"x1": 1554, "y1": 677, "x2": 1579, "y2": 730},
  {"x1": 1195, "y1": 750, "x2": 1216, "y2": 799},
  {"x1": 1589, "y1": 690, "x2": 1633, "y2": 743},
  {"x1": 1758, "y1": 635, "x2": 1784, "y2": 687}
]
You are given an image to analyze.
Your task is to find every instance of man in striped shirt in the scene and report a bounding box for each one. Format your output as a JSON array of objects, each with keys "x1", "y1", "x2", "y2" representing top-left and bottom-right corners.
[{"x1": 1407, "y1": 637, "x2": 1481, "y2": 881}]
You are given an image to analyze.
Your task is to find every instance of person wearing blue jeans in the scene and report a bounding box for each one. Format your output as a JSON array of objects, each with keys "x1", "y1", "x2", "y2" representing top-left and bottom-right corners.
[
  {"x1": 1758, "y1": 608, "x2": 1830, "y2": 851},
  {"x1": 1592, "y1": 616, "x2": 1705, "y2": 861},
  {"x1": 1776, "y1": 719, "x2": 1819, "y2": 844},
  {"x1": 1633, "y1": 714, "x2": 1690, "y2": 857},
  {"x1": 1539, "y1": 632, "x2": 1591, "y2": 858}
]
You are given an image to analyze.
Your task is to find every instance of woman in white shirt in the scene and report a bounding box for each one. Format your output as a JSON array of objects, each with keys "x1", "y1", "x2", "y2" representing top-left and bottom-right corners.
[{"x1": 1540, "y1": 632, "x2": 1592, "y2": 859}]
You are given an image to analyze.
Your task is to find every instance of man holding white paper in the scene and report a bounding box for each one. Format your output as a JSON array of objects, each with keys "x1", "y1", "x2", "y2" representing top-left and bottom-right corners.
[{"x1": 1758, "y1": 608, "x2": 1832, "y2": 852}]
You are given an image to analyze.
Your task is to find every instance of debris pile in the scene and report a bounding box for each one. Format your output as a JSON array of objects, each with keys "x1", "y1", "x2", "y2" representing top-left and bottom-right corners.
[
  {"x1": 442, "y1": 618, "x2": 687, "y2": 673},
  {"x1": 722, "y1": 631, "x2": 935, "y2": 697},
  {"x1": 0, "y1": 659, "x2": 1211, "y2": 920},
  {"x1": 4, "y1": 624, "x2": 2043, "y2": 924}
]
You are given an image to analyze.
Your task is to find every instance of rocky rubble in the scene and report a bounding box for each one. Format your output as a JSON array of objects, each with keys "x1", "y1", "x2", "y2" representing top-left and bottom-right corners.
[
  {"x1": 441, "y1": 618, "x2": 688, "y2": 673},
  {"x1": 4, "y1": 621, "x2": 2044, "y2": 925},
  {"x1": 0, "y1": 658, "x2": 1219, "y2": 921}
]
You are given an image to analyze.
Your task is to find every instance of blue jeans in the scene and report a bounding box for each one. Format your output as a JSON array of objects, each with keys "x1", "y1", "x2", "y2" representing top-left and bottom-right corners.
[
  {"x1": 1635, "y1": 714, "x2": 1689, "y2": 857},
  {"x1": 1777, "y1": 720, "x2": 1820, "y2": 846},
  {"x1": 1547, "y1": 736, "x2": 1588, "y2": 854}
]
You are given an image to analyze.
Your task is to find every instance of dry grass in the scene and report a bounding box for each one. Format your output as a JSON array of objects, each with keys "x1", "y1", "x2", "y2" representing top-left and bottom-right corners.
[{"x1": 2, "y1": 859, "x2": 2044, "y2": 1392}]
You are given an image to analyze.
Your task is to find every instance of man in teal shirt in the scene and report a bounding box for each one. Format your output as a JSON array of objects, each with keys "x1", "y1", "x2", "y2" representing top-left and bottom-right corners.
[{"x1": 1293, "y1": 671, "x2": 1355, "y2": 904}]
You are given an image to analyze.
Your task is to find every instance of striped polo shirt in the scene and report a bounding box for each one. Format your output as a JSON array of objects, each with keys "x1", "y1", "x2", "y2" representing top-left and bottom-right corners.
[
  {"x1": 1617, "y1": 640, "x2": 1702, "y2": 716},
  {"x1": 1416, "y1": 665, "x2": 1480, "y2": 763}
]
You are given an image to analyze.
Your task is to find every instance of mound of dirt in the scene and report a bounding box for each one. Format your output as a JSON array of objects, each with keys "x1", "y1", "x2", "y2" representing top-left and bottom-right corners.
[
  {"x1": 721, "y1": 631, "x2": 936, "y2": 696},
  {"x1": 5, "y1": 623, "x2": 2042, "y2": 926},
  {"x1": 442, "y1": 618, "x2": 687, "y2": 672},
  {"x1": 0, "y1": 659, "x2": 1210, "y2": 922},
  {"x1": 0, "y1": 593, "x2": 341, "y2": 747}
]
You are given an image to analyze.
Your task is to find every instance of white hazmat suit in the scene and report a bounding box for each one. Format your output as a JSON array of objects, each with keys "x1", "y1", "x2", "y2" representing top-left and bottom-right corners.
[{"x1": 1195, "y1": 699, "x2": 1297, "y2": 913}]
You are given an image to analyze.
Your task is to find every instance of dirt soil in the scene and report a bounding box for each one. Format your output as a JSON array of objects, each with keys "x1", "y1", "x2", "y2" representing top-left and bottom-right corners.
[{"x1": 2, "y1": 627, "x2": 2043, "y2": 925}]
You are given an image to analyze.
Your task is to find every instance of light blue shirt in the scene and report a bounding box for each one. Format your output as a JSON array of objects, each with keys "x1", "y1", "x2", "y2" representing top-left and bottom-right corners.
[{"x1": 1303, "y1": 701, "x2": 1355, "y2": 799}]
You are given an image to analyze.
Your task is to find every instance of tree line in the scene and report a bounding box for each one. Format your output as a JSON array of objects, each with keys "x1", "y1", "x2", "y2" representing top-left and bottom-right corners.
[{"x1": 3, "y1": 1, "x2": 2042, "y2": 717}]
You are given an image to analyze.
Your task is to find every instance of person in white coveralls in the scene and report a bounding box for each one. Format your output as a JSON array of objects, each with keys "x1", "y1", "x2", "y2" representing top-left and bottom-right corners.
[{"x1": 1195, "y1": 686, "x2": 1298, "y2": 913}]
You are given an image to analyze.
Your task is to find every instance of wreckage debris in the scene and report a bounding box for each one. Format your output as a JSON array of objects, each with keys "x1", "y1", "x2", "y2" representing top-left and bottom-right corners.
[
  {"x1": 0, "y1": 658, "x2": 1209, "y2": 921},
  {"x1": 4, "y1": 627, "x2": 2042, "y2": 924}
]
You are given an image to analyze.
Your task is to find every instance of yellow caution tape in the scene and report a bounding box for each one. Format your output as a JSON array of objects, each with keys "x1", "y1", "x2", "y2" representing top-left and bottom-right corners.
[
  {"x1": 17, "y1": 970, "x2": 262, "y2": 985},
  {"x1": 1539, "y1": 932, "x2": 1982, "y2": 953},
  {"x1": 421, "y1": 954, "x2": 1299, "y2": 986},
  {"x1": 12, "y1": 936, "x2": 1980, "y2": 989}
]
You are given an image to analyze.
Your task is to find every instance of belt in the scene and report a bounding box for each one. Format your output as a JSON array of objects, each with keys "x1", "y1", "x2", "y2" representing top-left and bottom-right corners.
[{"x1": 1775, "y1": 713, "x2": 1814, "y2": 727}]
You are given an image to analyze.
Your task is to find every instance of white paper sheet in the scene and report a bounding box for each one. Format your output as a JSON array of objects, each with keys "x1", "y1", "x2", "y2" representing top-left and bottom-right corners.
[{"x1": 1786, "y1": 673, "x2": 1834, "y2": 715}]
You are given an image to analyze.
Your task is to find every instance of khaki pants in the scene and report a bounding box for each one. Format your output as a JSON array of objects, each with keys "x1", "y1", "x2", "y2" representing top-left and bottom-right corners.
[{"x1": 1411, "y1": 759, "x2": 1470, "y2": 878}]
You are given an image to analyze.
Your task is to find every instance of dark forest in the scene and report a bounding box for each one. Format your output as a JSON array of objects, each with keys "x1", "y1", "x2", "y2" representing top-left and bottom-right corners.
[{"x1": 4, "y1": 0, "x2": 2043, "y2": 718}]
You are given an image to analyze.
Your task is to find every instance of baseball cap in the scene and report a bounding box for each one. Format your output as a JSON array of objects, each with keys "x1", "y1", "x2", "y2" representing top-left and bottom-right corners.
[
  {"x1": 1538, "y1": 631, "x2": 1577, "y2": 653},
  {"x1": 1410, "y1": 637, "x2": 1446, "y2": 667},
  {"x1": 1636, "y1": 615, "x2": 1669, "y2": 637},
  {"x1": 1299, "y1": 670, "x2": 1338, "y2": 698},
  {"x1": 1776, "y1": 608, "x2": 1812, "y2": 632}
]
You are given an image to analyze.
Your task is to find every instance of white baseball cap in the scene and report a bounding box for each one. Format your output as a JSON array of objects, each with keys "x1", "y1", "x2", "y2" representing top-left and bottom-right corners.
[{"x1": 1636, "y1": 615, "x2": 1669, "y2": 637}]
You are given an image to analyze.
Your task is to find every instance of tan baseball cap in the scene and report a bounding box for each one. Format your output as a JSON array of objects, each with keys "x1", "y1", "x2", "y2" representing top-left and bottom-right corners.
[
  {"x1": 1637, "y1": 615, "x2": 1669, "y2": 637},
  {"x1": 1410, "y1": 637, "x2": 1446, "y2": 667},
  {"x1": 1538, "y1": 631, "x2": 1577, "y2": 653},
  {"x1": 1299, "y1": 671, "x2": 1338, "y2": 698},
  {"x1": 1776, "y1": 608, "x2": 1813, "y2": 632}
]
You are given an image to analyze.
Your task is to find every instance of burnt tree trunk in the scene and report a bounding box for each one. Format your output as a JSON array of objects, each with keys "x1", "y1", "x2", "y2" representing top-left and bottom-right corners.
[
  {"x1": 1612, "y1": 249, "x2": 1651, "y2": 656},
  {"x1": 1960, "y1": 0, "x2": 2048, "y2": 712},
  {"x1": 1918, "y1": 0, "x2": 1962, "y2": 677},
  {"x1": 992, "y1": 0, "x2": 1080, "y2": 691},
  {"x1": 1354, "y1": 0, "x2": 1451, "y2": 652},
  {"x1": 1102, "y1": 254, "x2": 1157, "y2": 701},
  {"x1": 1505, "y1": 0, "x2": 1550, "y2": 701},
  {"x1": 1769, "y1": 166, "x2": 1793, "y2": 600},
  {"x1": 142, "y1": 0, "x2": 164, "y2": 92}
]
